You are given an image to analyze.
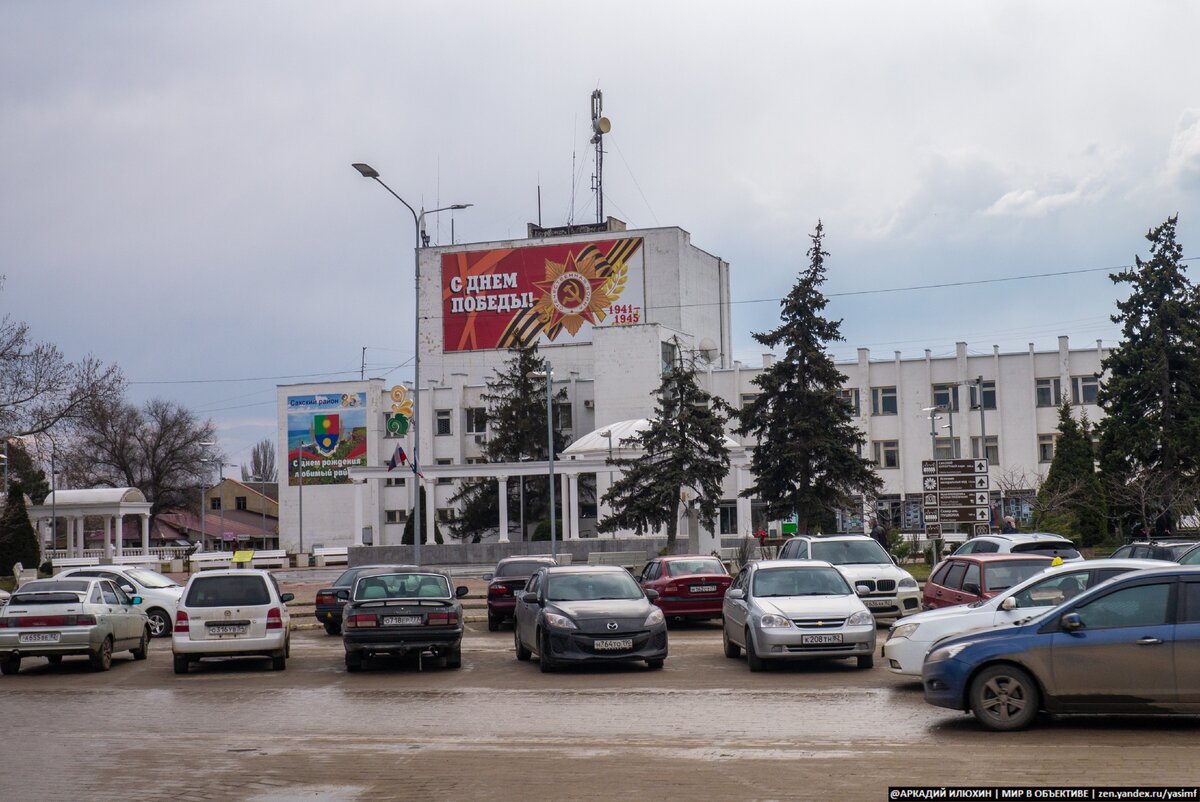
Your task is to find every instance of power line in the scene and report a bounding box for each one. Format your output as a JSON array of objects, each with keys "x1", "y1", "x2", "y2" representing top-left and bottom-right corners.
[{"x1": 130, "y1": 368, "x2": 364, "y2": 386}]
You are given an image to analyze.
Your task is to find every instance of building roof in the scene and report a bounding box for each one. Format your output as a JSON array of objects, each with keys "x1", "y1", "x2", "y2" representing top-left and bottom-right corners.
[
  {"x1": 564, "y1": 419, "x2": 740, "y2": 455},
  {"x1": 43, "y1": 488, "x2": 148, "y2": 505}
]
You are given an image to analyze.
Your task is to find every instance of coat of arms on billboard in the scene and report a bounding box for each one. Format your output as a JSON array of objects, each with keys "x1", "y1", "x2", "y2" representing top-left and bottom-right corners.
[{"x1": 312, "y1": 414, "x2": 341, "y2": 455}]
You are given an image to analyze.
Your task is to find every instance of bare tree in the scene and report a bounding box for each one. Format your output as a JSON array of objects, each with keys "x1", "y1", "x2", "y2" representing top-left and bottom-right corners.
[
  {"x1": 241, "y1": 439, "x2": 277, "y2": 483},
  {"x1": 1104, "y1": 470, "x2": 1200, "y2": 537},
  {"x1": 992, "y1": 468, "x2": 1087, "y2": 531}
]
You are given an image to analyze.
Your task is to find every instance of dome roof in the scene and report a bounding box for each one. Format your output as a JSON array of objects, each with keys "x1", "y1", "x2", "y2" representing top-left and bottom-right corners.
[{"x1": 43, "y1": 488, "x2": 148, "y2": 505}]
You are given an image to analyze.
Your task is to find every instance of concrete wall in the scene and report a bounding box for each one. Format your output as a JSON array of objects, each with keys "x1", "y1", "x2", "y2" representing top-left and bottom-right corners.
[{"x1": 350, "y1": 537, "x2": 677, "y2": 568}]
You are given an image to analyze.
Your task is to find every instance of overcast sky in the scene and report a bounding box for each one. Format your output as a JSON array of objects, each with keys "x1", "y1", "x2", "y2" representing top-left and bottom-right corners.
[{"x1": 3, "y1": 1, "x2": 1198, "y2": 470}]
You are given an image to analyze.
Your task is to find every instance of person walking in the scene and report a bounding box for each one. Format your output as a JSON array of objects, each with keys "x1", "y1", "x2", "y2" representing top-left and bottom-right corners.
[
  {"x1": 869, "y1": 517, "x2": 889, "y2": 554},
  {"x1": 1001, "y1": 516, "x2": 1018, "y2": 534}
]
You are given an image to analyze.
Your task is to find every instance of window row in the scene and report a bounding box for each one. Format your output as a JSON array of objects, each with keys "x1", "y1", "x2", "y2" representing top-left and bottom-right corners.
[
  {"x1": 849, "y1": 376, "x2": 1099, "y2": 417},
  {"x1": 869, "y1": 433, "x2": 1069, "y2": 468}
]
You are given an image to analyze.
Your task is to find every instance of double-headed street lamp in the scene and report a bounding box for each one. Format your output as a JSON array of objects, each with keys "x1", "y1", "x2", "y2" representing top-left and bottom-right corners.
[
  {"x1": 527, "y1": 367, "x2": 557, "y2": 560},
  {"x1": 352, "y1": 162, "x2": 471, "y2": 567}
]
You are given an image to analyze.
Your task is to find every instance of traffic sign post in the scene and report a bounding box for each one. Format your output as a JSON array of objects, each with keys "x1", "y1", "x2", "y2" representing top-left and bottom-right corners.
[{"x1": 922, "y1": 459, "x2": 990, "y2": 557}]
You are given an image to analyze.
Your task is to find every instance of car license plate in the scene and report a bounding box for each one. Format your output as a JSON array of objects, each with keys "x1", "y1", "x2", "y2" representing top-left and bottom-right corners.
[
  {"x1": 19, "y1": 632, "x2": 60, "y2": 644},
  {"x1": 594, "y1": 638, "x2": 633, "y2": 651},
  {"x1": 207, "y1": 625, "x2": 247, "y2": 636},
  {"x1": 863, "y1": 599, "x2": 890, "y2": 608},
  {"x1": 690, "y1": 585, "x2": 717, "y2": 593},
  {"x1": 801, "y1": 633, "x2": 843, "y2": 645},
  {"x1": 382, "y1": 616, "x2": 423, "y2": 626}
]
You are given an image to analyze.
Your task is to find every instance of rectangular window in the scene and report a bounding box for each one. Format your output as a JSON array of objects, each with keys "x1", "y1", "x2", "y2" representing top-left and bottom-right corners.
[
  {"x1": 436, "y1": 458, "x2": 453, "y2": 485},
  {"x1": 719, "y1": 502, "x2": 738, "y2": 535},
  {"x1": 210, "y1": 497, "x2": 221, "y2": 511},
  {"x1": 553, "y1": 402, "x2": 572, "y2": 433},
  {"x1": 872, "y1": 440, "x2": 900, "y2": 469},
  {"x1": 385, "y1": 509, "x2": 407, "y2": 524},
  {"x1": 1071, "y1": 375, "x2": 1099, "y2": 405},
  {"x1": 740, "y1": 393, "x2": 759, "y2": 409},
  {"x1": 661, "y1": 340, "x2": 678, "y2": 375},
  {"x1": 1035, "y1": 378, "x2": 1061, "y2": 407},
  {"x1": 235, "y1": 496, "x2": 247, "y2": 511},
  {"x1": 465, "y1": 457, "x2": 487, "y2": 466},
  {"x1": 464, "y1": 407, "x2": 488, "y2": 435},
  {"x1": 436, "y1": 508, "x2": 456, "y2": 524},
  {"x1": 384, "y1": 477, "x2": 406, "y2": 487},
  {"x1": 871, "y1": 387, "x2": 898, "y2": 416},
  {"x1": 839, "y1": 388, "x2": 860, "y2": 416},
  {"x1": 1038, "y1": 433, "x2": 1056, "y2": 463},
  {"x1": 933, "y1": 437, "x2": 961, "y2": 460},
  {"x1": 971, "y1": 436, "x2": 999, "y2": 466},
  {"x1": 931, "y1": 384, "x2": 959, "y2": 412},
  {"x1": 435, "y1": 409, "x2": 452, "y2": 436},
  {"x1": 969, "y1": 380, "x2": 997, "y2": 410}
]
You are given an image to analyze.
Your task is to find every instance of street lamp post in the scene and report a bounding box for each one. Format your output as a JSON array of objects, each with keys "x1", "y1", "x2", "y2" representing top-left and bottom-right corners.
[
  {"x1": 353, "y1": 162, "x2": 471, "y2": 567},
  {"x1": 252, "y1": 474, "x2": 270, "y2": 549},
  {"x1": 528, "y1": 368, "x2": 556, "y2": 559},
  {"x1": 296, "y1": 441, "x2": 311, "y2": 556},
  {"x1": 198, "y1": 441, "x2": 216, "y2": 551},
  {"x1": 599, "y1": 429, "x2": 614, "y2": 538}
]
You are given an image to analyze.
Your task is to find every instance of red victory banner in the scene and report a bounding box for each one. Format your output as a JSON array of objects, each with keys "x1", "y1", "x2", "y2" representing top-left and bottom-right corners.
[{"x1": 441, "y1": 238, "x2": 644, "y2": 352}]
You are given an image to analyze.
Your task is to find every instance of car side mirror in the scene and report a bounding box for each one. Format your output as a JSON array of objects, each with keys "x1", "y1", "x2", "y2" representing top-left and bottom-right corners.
[
  {"x1": 855, "y1": 584, "x2": 871, "y2": 596},
  {"x1": 121, "y1": 584, "x2": 136, "y2": 595},
  {"x1": 482, "y1": 573, "x2": 494, "y2": 581},
  {"x1": 280, "y1": 592, "x2": 295, "y2": 603},
  {"x1": 336, "y1": 590, "x2": 349, "y2": 601},
  {"x1": 726, "y1": 589, "x2": 745, "y2": 601},
  {"x1": 962, "y1": 583, "x2": 981, "y2": 597},
  {"x1": 130, "y1": 596, "x2": 143, "y2": 606},
  {"x1": 1061, "y1": 612, "x2": 1084, "y2": 632},
  {"x1": 456, "y1": 586, "x2": 470, "y2": 598},
  {"x1": 1000, "y1": 597, "x2": 1018, "y2": 611},
  {"x1": 522, "y1": 592, "x2": 540, "y2": 605},
  {"x1": 644, "y1": 588, "x2": 660, "y2": 601}
]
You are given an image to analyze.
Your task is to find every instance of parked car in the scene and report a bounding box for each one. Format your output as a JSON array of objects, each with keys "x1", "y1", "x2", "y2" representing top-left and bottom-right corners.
[
  {"x1": 485, "y1": 556, "x2": 558, "y2": 631},
  {"x1": 55, "y1": 565, "x2": 183, "y2": 638},
  {"x1": 314, "y1": 564, "x2": 417, "y2": 636},
  {"x1": 923, "y1": 565, "x2": 1200, "y2": 730},
  {"x1": 923, "y1": 554, "x2": 1055, "y2": 610},
  {"x1": 883, "y1": 558, "x2": 1172, "y2": 676},
  {"x1": 952, "y1": 533, "x2": 1083, "y2": 562},
  {"x1": 513, "y1": 565, "x2": 668, "y2": 672},
  {"x1": 0, "y1": 578, "x2": 150, "y2": 674},
  {"x1": 637, "y1": 555, "x2": 731, "y2": 623},
  {"x1": 777, "y1": 534, "x2": 921, "y2": 619},
  {"x1": 171, "y1": 569, "x2": 293, "y2": 674},
  {"x1": 342, "y1": 568, "x2": 469, "y2": 671},
  {"x1": 1108, "y1": 539, "x2": 1200, "y2": 562},
  {"x1": 0, "y1": 588, "x2": 9, "y2": 608},
  {"x1": 1179, "y1": 544, "x2": 1200, "y2": 565},
  {"x1": 721, "y1": 560, "x2": 877, "y2": 671}
]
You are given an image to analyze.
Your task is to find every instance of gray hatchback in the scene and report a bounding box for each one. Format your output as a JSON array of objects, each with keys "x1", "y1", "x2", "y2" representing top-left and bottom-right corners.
[{"x1": 513, "y1": 565, "x2": 668, "y2": 672}]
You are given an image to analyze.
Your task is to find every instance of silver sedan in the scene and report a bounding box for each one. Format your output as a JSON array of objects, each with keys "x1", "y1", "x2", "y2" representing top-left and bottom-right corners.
[{"x1": 722, "y1": 560, "x2": 877, "y2": 671}]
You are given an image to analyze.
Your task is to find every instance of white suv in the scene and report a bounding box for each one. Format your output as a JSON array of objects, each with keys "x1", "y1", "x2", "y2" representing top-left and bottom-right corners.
[
  {"x1": 951, "y1": 532, "x2": 1083, "y2": 562},
  {"x1": 55, "y1": 565, "x2": 183, "y2": 638},
  {"x1": 172, "y1": 569, "x2": 292, "y2": 674},
  {"x1": 777, "y1": 534, "x2": 921, "y2": 620}
]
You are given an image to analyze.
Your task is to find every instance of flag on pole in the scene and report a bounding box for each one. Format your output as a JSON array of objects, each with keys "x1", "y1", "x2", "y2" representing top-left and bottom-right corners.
[
  {"x1": 411, "y1": 455, "x2": 425, "y2": 481},
  {"x1": 386, "y1": 444, "x2": 408, "y2": 471}
]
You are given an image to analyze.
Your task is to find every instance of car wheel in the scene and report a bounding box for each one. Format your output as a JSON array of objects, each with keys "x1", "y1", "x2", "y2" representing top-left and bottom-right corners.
[
  {"x1": 345, "y1": 651, "x2": 363, "y2": 673},
  {"x1": 173, "y1": 655, "x2": 189, "y2": 675},
  {"x1": 146, "y1": 608, "x2": 172, "y2": 638},
  {"x1": 722, "y1": 625, "x2": 741, "y2": 658},
  {"x1": 514, "y1": 627, "x2": 532, "y2": 661},
  {"x1": 89, "y1": 636, "x2": 113, "y2": 672},
  {"x1": 323, "y1": 622, "x2": 342, "y2": 636},
  {"x1": 444, "y1": 647, "x2": 462, "y2": 669},
  {"x1": 270, "y1": 651, "x2": 286, "y2": 671},
  {"x1": 487, "y1": 616, "x2": 500, "y2": 632},
  {"x1": 646, "y1": 659, "x2": 664, "y2": 670},
  {"x1": 856, "y1": 654, "x2": 874, "y2": 670},
  {"x1": 285, "y1": 637, "x2": 291, "y2": 659},
  {"x1": 744, "y1": 629, "x2": 765, "y2": 672},
  {"x1": 0, "y1": 656, "x2": 20, "y2": 675},
  {"x1": 46, "y1": 655, "x2": 64, "y2": 666},
  {"x1": 538, "y1": 629, "x2": 558, "y2": 674},
  {"x1": 131, "y1": 628, "x2": 150, "y2": 660},
  {"x1": 969, "y1": 664, "x2": 1040, "y2": 732}
]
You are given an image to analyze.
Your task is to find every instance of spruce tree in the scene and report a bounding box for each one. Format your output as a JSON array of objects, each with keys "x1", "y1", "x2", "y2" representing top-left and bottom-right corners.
[
  {"x1": 1037, "y1": 402, "x2": 1107, "y2": 545},
  {"x1": 597, "y1": 340, "x2": 733, "y2": 549},
  {"x1": 3, "y1": 440, "x2": 50, "y2": 504},
  {"x1": 0, "y1": 481, "x2": 40, "y2": 576},
  {"x1": 1098, "y1": 215, "x2": 1200, "y2": 529},
  {"x1": 735, "y1": 221, "x2": 880, "y2": 533},
  {"x1": 401, "y1": 485, "x2": 443, "y2": 545}
]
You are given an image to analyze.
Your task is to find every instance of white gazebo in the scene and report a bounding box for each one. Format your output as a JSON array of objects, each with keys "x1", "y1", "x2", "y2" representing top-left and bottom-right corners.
[{"x1": 31, "y1": 488, "x2": 155, "y2": 558}]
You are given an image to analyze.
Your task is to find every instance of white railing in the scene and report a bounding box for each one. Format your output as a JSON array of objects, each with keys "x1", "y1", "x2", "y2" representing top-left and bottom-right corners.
[{"x1": 46, "y1": 547, "x2": 191, "y2": 561}]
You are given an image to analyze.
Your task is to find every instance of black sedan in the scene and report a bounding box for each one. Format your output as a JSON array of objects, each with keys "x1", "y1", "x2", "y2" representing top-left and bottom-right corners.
[
  {"x1": 341, "y1": 569, "x2": 469, "y2": 672},
  {"x1": 513, "y1": 565, "x2": 668, "y2": 673},
  {"x1": 314, "y1": 564, "x2": 416, "y2": 635}
]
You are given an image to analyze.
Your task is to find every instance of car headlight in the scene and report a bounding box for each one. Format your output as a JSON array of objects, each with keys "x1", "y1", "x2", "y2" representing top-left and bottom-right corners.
[
  {"x1": 898, "y1": 577, "x2": 918, "y2": 589},
  {"x1": 846, "y1": 610, "x2": 875, "y2": 627},
  {"x1": 890, "y1": 622, "x2": 919, "y2": 639},
  {"x1": 644, "y1": 608, "x2": 665, "y2": 627},
  {"x1": 759, "y1": 613, "x2": 791, "y2": 628},
  {"x1": 543, "y1": 613, "x2": 577, "y2": 630},
  {"x1": 926, "y1": 642, "x2": 971, "y2": 663}
]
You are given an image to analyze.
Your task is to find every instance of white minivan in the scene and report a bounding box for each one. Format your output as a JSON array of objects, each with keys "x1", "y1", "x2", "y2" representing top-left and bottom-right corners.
[{"x1": 171, "y1": 569, "x2": 292, "y2": 674}]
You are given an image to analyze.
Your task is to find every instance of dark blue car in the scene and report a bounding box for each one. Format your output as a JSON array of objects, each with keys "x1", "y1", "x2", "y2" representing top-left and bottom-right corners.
[{"x1": 923, "y1": 565, "x2": 1200, "y2": 730}]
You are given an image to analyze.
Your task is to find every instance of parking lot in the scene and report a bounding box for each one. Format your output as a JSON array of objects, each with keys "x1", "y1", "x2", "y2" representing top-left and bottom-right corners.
[{"x1": 3, "y1": 616, "x2": 1198, "y2": 801}]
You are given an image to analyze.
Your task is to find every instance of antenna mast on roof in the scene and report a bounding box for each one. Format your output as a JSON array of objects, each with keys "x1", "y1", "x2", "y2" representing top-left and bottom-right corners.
[{"x1": 590, "y1": 89, "x2": 611, "y2": 224}]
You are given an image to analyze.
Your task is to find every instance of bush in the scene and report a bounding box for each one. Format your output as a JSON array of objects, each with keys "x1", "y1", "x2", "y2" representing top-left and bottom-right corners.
[
  {"x1": 0, "y1": 482, "x2": 40, "y2": 577},
  {"x1": 531, "y1": 519, "x2": 564, "y2": 542}
]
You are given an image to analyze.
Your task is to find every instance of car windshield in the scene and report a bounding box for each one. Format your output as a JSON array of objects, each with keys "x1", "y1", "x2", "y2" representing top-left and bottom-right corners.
[
  {"x1": 810, "y1": 539, "x2": 890, "y2": 565},
  {"x1": 1163, "y1": 543, "x2": 1200, "y2": 559},
  {"x1": 546, "y1": 572, "x2": 642, "y2": 601},
  {"x1": 666, "y1": 559, "x2": 726, "y2": 577},
  {"x1": 15, "y1": 580, "x2": 89, "y2": 594},
  {"x1": 185, "y1": 576, "x2": 271, "y2": 607},
  {"x1": 983, "y1": 561, "x2": 1052, "y2": 592},
  {"x1": 125, "y1": 568, "x2": 178, "y2": 589},
  {"x1": 1011, "y1": 542, "x2": 1081, "y2": 560},
  {"x1": 10, "y1": 580, "x2": 90, "y2": 605},
  {"x1": 333, "y1": 568, "x2": 361, "y2": 587},
  {"x1": 1180, "y1": 547, "x2": 1200, "y2": 566},
  {"x1": 497, "y1": 560, "x2": 554, "y2": 578},
  {"x1": 753, "y1": 567, "x2": 851, "y2": 597},
  {"x1": 354, "y1": 573, "x2": 450, "y2": 600}
]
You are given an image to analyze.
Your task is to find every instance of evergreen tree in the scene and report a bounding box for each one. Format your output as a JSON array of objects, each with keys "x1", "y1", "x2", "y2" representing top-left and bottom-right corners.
[
  {"x1": 0, "y1": 481, "x2": 40, "y2": 576},
  {"x1": 1098, "y1": 215, "x2": 1200, "y2": 529},
  {"x1": 449, "y1": 344, "x2": 568, "y2": 540},
  {"x1": 3, "y1": 439, "x2": 50, "y2": 504},
  {"x1": 597, "y1": 340, "x2": 733, "y2": 549},
  {"x1": 1037, "y1": 402, "x2": 1107, "y2": 545},
  {"x1": 401, "y1": 485, "x2": 444, "y2": 545},
  {"x1": 735, "y1": 221, "x2": 881, "y2": 532}
]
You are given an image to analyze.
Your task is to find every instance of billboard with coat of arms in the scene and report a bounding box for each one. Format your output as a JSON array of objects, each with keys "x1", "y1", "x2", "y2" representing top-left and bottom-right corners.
[
  {"x1": 441, "y1": 238, "x2": 644, "y2": 352},
  {"x1": 286, "y1": 392, "x2": 368, "y2": 485}
]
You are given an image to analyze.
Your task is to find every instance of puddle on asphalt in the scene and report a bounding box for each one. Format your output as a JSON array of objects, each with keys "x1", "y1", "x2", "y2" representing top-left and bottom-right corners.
[{"x1": 244, "y1": 785, "x2": 363, "y2": 802}]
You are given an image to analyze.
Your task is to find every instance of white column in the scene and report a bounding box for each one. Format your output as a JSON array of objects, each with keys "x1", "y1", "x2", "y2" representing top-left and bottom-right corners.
[
  {"x1": 568, "y1": 473, "x2": 580, "y2": 541},
  {"x1": 116, "y1": 516, "x2": 126, "y2": 557},
  {"x1": 141, "y1": 514, "x2": 150, "y2": 555},
  {"x1": 103, "y1": 516, "x2": 113, "y2": 560},
  {"x1": 76, "y1": 516, "x2": 85, "y2": 555},
  {"x1": 560, "y1": 473, "x2": 571, "y2": 539},
  {"x1": 354, "y1": 480, "x2": 365, "y2": 546},
  {"x1": 497, "y1": 476, "x2": 510, "y2": 543},
  {"x1": 736, "y1": 466, "x2": 753, "y2": 538},
  {"x1": 422, "y1": 480, "x2": 434, "y2": 546}
]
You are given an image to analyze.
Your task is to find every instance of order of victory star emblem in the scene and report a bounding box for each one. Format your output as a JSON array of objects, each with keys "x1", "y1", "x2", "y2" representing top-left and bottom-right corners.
[{"x1": 531, "y1": 250, "x2": 616, "y2": 337}]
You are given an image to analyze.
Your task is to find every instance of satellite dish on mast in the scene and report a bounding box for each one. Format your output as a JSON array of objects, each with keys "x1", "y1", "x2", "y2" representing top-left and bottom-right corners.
[
  {"x1": 592, "y1": 116, "x2": 611, "y2": 136},
  {"x1": 698, "y1": 338, "x2": 718, "y2": 364}
]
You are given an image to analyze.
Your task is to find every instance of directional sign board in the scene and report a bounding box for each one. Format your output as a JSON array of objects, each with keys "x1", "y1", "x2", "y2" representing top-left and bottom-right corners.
[{"x1": 922, "y1": 459, "x2": 990, "y2": 534}]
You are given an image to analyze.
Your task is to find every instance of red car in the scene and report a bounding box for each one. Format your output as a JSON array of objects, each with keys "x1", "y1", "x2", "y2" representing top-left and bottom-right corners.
[
  {"x1": 485, "y1": 556, "x2": 558, "y2": 631},
  {"x1": 637, "y1": 555, "x2": 731, "y2": 622},
  {"x1": 922, "y1": 553, "x2": 1055, "y2": 609}
]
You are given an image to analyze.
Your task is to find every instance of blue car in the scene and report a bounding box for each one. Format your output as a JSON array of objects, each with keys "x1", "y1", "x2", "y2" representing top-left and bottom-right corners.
[{"x1": 923, "y1": 565, "x2": 1200, "y2": 730}]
